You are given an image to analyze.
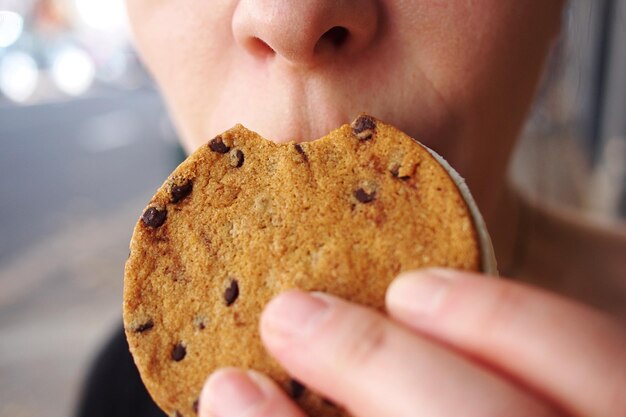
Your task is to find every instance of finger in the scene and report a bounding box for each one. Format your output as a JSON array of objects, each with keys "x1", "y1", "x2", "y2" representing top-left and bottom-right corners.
[
  {"x1": 260, "y1": 290, "x2": 559, "y2": 417},
  {"x1": 386, "y1": 268, "x2": 626, "y2": 417},
  {"x1": 200, "y1": 368, "x2": 307, "y2": 417}
]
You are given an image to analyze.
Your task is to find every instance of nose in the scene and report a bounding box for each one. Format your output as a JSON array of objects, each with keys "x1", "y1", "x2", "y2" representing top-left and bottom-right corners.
[{"x1": 232, "y1": 0, "x2": 380, "y2": 66}]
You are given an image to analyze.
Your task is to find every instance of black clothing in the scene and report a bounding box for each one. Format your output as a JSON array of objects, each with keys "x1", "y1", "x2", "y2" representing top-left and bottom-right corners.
[{"x1": 75, "y1": 324, "x2": 166, "y2": 417}]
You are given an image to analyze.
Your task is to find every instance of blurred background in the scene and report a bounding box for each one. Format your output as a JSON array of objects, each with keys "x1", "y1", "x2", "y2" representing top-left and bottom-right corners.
[
  {"x1": 0, "y1": 1, "x2": 183, "y2": 417},
  {"x1": 0, "y1": 1, "x2": 624, "y2": 417}
]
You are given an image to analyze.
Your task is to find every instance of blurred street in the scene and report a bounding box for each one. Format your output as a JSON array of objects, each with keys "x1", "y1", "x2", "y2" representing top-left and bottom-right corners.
[{"x1": 0, "y1": 88, "x2": 183, "y2": 417}]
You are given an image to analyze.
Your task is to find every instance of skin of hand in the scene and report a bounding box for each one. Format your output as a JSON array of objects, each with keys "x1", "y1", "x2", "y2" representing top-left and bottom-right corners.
[
  {"x1": 199, "y1": 269, "x2": 626, "y2": 417},
  {"x1": 124, "y1": 0, "x2": 565, "y2": 218}
]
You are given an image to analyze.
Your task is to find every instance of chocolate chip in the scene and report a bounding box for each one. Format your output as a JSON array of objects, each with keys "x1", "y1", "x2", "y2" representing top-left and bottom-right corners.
[
  {"x1": 171, "y1": 180, "x2": 193, "y2": 203},
  {"x1": 208, "y1": 136, "x2": 230, "y2": 153},
  {"x1": 354, "y1": 188, "x2": 376, "y2": 203},
  {"x1": 224, "y1": 279, "x2": 239, "y2": 306},
  {"x1": 171, "y1": 343, "x2": 186, "y2": 361},
  {"x1": 142, "y1": 207, "x2": 167, "y2": 228},
  {"x1": 194, "y1": 315, "x2": 207, "y2": 330},
  {"x1": 389, "y1": 163, "x2": 410, "y2": 180},
  {"x1": 294, "y1": 143, "x2": 308, "y2": 162},
  {"x1": 229, "y1": 149, "x2": 245, "y2": 168},
  {"x1": 289, "y1": 379, "x2": 305, "y2": 399},
  {"x1": 133, "y1": 320, "x2": 154, "y2": 333},
  {"x1": 173, "y1": 411, "x2": 183, "y2": 417},
  {"x1": 351, "y1": 115, "x2": 376, "y2": 141},
  {"x1": 192, "y1": 399, "x2": 199, "y2": 414}
]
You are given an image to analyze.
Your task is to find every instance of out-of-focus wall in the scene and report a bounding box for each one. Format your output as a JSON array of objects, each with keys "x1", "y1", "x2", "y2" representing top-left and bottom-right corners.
[{"x1": 512, "y1": 0, "x2": 626, "y2": 223}]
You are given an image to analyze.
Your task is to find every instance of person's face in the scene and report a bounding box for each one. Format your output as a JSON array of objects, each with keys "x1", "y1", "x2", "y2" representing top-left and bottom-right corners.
[{"x1": 125, "y1": 0, "x2": 564, "y2": 216}]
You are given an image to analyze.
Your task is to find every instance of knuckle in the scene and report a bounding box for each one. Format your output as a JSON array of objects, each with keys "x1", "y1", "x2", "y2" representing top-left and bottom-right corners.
[{"x1": 334, "y1": 312, "x2": 388, "y2": 370}]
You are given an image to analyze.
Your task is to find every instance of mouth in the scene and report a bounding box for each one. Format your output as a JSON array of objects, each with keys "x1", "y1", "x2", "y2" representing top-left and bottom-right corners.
[
  {"x1": 199, "y1": 59, "x2": 459, "y2": 154},
  {"x1": 207, "y1": 74, "x2": 356, "y2": 144}
]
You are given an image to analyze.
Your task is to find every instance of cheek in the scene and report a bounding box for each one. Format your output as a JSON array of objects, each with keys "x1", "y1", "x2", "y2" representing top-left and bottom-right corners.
[
  {"x1": 125, "y1": 0, "x2": 238, "y2": 143},
  {"x1": 393, "y1": 0, "x2": 561, "y2": 108},
  {"x1": 126, "y1": 1, "x2": 235, "y2": 97}
]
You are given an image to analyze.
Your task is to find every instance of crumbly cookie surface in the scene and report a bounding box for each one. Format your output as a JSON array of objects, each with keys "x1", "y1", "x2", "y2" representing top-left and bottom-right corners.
[{"x1": 124, "y1": 115, "x2": 483, "y2": 417}]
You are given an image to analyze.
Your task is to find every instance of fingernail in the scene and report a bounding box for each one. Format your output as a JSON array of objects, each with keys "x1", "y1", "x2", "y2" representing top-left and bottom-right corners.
[
  {"x1": 205, "y1": 369, "x2": 265, "y2": 417},
  {"x1": 388, "y1": 269, "x2": 456, "y2": 317},
  {"x1": 263, "y1": 291, "x2": 330, "y2": 339}
]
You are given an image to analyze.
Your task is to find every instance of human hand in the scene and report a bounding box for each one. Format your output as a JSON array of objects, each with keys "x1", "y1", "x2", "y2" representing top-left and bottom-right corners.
[{"x1": 198, "y1": 268, "x2": 626, "y2": 417}]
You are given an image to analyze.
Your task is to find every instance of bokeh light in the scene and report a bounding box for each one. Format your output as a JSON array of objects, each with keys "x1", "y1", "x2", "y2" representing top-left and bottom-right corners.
[
  {"x1": 0, "y1": 50, "x2": 39, "y2": 102},
  {"x1": 0, "y1": 10, "x2": 24, "y2": 48},
  {"x1": 51, "y1": 45, "x2": 95, "y2": 96},
  {"x1": 73, "y1": 0, "x2": 127, "y2": 32}
]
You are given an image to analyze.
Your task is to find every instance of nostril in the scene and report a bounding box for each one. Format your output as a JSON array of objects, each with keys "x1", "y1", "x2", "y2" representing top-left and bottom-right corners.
[
  {"x1": 248, "y1": 37, "x2": 275, "y2": 57},
  {"x1": 320, "y1": 26, "x2": 349, "y2": 48}
]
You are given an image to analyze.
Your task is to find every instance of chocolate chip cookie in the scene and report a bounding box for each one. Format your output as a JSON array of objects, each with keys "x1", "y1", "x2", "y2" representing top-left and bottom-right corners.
[{"x1": 123, "y1": 115, "x2": 497, "y2": 417}]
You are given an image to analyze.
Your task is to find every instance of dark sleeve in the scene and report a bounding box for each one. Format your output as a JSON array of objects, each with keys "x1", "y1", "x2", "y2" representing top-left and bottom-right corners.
[{"x1": 74, "y1": 324, "x2": 166, "y2": 417}]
